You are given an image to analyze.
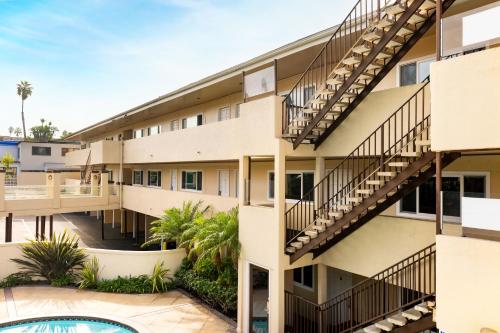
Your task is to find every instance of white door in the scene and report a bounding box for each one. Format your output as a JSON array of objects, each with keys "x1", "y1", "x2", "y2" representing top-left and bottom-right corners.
[
  {"x1": 218, "y1": 170, "x2": 230, "y2": 197},
  {"x1": 170, "y1": 169, "x2": 177, "y2": 191}
]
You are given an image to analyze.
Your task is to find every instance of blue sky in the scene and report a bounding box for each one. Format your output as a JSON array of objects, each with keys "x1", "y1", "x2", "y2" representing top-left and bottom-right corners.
[{"x1": 0, "y1": 0, "x2": 352, "y2": 136}]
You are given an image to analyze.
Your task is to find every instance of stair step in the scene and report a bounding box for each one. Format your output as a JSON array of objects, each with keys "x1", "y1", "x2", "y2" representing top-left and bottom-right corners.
[
  {"x1": 317, "y1": 218, "x2": 334, "y2": 227},
  {"x1": 358, "y1": 72, "x2": 375, "y2": 80},
  {"x1": 414, "y1": 302, "x2": 431, "y2": 314},
  {"x1": 386, "y1": 39, "x2": 403, "y2": 48},
  {"x1": 326, "y1": 77, "x2": 344, "y2": 86},
  {"x1": 415, "y1": 140, "x2": 431, "y2": 147},
  {"x1": 375, "y1": 17, "x2": 395, "y2": 29},
  {"x1": 343, "y1": 56, "x2": 362, "y2": 65},
  {"x1": 311, "y1": 98, "x2": 327, "y2": 105},
  {"x1": 305, "y1": 230, "x2": 318, "y2": 239},
  {"x1": 420, "y1": 0, "x2": 437, "y2": 11},
  {"x1": 408, "y1": 13, "x2": 427, "y2": 25},
  {"x1": 363, "y1": 324, "x2": 381, "y2": 333},
  {"x1": 401, "y1": 151, "x2": 421, "y2": 157},
  {"x1": 384, "y1": 3, "x2": 406, "y2": 16},
  {"x1": 317, "y1": 88, "x2": 335, "y2": 96},
  {"x1": 290, "y1": 242, "x2": 303, "y2": 249},
  {"x1": 396, "y1": 25, "x2": 416, "y2": 37},
  {"x1": 377, "y1": 171, "x2": 396, "y2": 177},
  {"x1": 367, "y1": 180, "x2": 385, "y2": 186},
  {"x1": 388, "y1": 314, "x2": 407, "y2": 327},
  {"x1": 337, "y1": 204, "x2": 353, "y2": 211},
  {"x1": 352, "y1": 44, "x2": 372, "y2": 54},
  {"x1": 356, "y1": 189, "x2": 374, "y2": 195},
  {"x1": 329, "y1": 211, "x2": 343, "y2": 219},
  {"x1": 297, "y1": 236, "x2": 310, "y2": 244},
  {"x1": 347, "y1": 196, "x2": 362, "y2": 204},
  {"x1": 375, "y1": 319, "x2": 394, "y2": 331},
  {"x1": 285, "y1": 247, "x2": 296, "y2": 254},
  {"x1": 402, "y1": 309, "x2": 422, "y2": 321},
  {"x1": 362, "y1": 31, "x2": 382, "y2": 42},
  {"x1": 389, "y1": 161, "x2": 409, "y2": 168},
  {"x1": 312, "y1": 225, "x2": 326, "y2": 232},
  {"x1": 366, "y1": 62, "x2": 383, "y2": 71},
  {"x1": 333, "y1": 67, "x2": 352, "y2": 76}
]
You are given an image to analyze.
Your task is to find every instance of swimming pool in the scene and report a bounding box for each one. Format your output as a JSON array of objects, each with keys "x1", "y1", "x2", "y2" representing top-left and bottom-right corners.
[{"x1": 0, "y1": 317, "x2": 138, "y2": 333}]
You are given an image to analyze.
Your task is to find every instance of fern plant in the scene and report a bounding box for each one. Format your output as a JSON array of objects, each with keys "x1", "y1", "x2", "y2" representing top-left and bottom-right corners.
[
  {"x1": 11, "y1": 231, "x2": 87, "y2": 283},
  {"x1": 79, "y1": 256, "x2": 100, "y2": 289}
]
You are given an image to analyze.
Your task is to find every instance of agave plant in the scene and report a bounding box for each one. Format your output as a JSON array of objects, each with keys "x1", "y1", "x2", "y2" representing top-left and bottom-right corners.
[
  {"x1": 11, "y1": 230, "x2": 87, "y2": 283},
  {"x1": 78, "y1": 256, "x2": 100, "y2": 289},
  {"x1": 150, "y1": 261, "x2": 171, "y2": 293}
]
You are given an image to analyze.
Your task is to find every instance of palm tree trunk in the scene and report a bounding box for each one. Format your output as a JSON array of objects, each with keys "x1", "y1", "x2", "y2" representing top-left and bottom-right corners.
[{"x1": 21, "y1": 100, "x2": 26, "y2": 139}]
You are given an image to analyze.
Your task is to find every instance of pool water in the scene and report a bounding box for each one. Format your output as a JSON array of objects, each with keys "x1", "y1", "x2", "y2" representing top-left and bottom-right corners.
[{"x1": 0, "y1": 319, "x2": 136, "y2": 333}]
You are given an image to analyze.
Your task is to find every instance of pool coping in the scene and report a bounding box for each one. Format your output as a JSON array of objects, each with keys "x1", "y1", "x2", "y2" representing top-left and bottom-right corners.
[{"x1": 0, "y1": 313, "x2": 152, "y2": 333}]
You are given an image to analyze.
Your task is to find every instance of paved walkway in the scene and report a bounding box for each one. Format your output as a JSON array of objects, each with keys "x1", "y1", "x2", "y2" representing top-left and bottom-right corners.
[
  {"x1": 0, "y1": 286, "x2": 235, "y2": 333},
  {"x1": 0, "y1": 213, "x2": 141, "y2": 250}
]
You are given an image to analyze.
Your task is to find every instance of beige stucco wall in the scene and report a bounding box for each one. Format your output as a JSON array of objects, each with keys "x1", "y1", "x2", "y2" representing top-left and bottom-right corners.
[
  {"x1": 436, "y1": 235, "x2": 500, "y2": 333},
  {"x1": 0, "y1": 242, "x2": 186, "y2": 280},
  {"x1": 19, "y1": 142, "x2": 80, "y2": 170},
  {"x1": 17, "y1": 171, "x2": 80, "y2": 186},
  {"x1": 65, "y1": 148, "x2": 90, "y2": 167},
  {"x1": 431, "y1": 47, "x2": 500, "y2": 151}
]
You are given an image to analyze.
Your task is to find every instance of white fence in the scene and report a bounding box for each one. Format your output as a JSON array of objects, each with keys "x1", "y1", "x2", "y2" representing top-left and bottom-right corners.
[{"x1": 0, "y1": 243, "x2": 186, "y2": 281}]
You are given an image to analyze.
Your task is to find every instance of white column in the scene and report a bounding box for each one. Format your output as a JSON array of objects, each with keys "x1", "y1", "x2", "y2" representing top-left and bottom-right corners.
[
  {"x1": 112, "y1": 209, "x2": 115, "y2": 228},
  {"x1": 315, "y1": 157, "x2": 326, "y2": 210},
  {"x1": 132, "y1": 212, "x2": 137, "y2": 239},
  {"x1": 239, "y1": 156, "x2": 250, "y2": 206},
  {"x1": 317, "y1": 264, "x2": 328, "y2": 304}
]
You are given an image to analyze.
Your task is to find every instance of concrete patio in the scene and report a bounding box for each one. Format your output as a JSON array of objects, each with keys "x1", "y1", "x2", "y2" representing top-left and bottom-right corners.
[{"x1": 0, "y1": 286, "x2": 235, "y2": 333}]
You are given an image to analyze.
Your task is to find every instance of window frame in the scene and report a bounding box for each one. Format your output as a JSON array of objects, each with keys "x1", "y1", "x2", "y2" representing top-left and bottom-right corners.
[
  {"x1": 267, "y1": 170, "x2": 315, "y2": 203},
  {"x1": 132, "y1": 170, "x2": 144, "y2": 186},
  {"x1": 147, "y1": 170, "x2": 162, "y2": 188},
  {"x1": 218, "y1": 106, "x2": 231, "y2": 122},
  {"x1": 235, "y1": 103, "x2": 242, "y2": 118},
  {"x1": 147, "y1": 125, "x2": 161, "y2": 136},
  {"x1": 181, "y1": 170, "x2": 203, "y2": 192},
  {"x1": 170, "y1": 119, "x2": 179, "y2": 131},
  {"x1": 181, "y1": 113, "x2": 204, "y2": 129},
  {"x1": 397, "y1": 171, "x2": 490, "y2": 223},
  {"x1": 293, "y1": 265, "x2": 314, "y2": 291},
  {"x1": 133, "y1": 129, "x2": 145, "y2": 139},
  {"x1": 32, "y1": 146, "x2": 52, "y2": 156},
  {"x1": 397, "y1": 55, "x2": 435, "y2": 87}
]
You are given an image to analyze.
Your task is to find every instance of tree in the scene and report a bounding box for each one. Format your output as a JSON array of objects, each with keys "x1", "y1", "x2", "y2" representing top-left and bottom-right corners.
[
  {"x1": 16, "y1": 81, "x2": 33, "y2": 139},
  {"x1": 60, "y1": 130, "x2": 72, "y2": 139},
  {"x1": 1, "y1": 152, "x2": 15, "y2": 170},
  {"x1": 8, "y1": 127, "x2": 14, "y2": 136},
  {"x1": 14, "y1": 128, "x2": 22, "y2": 137},
  {"x1": 30, "y1": 119, "x2": 58, "y2": 142}
]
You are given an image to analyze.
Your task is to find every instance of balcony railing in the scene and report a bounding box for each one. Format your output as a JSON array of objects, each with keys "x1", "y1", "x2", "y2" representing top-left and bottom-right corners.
[
  {"x1": 4, "y1": 185, "x2": 50, "y2": 200},
  {"x1": 60, "y1": 185, "x2": 102, "y2": 197}
]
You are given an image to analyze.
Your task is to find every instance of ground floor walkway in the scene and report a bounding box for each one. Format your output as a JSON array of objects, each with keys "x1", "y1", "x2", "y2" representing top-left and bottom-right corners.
[
  {"x1": 0, "y1": 286, "x2": 235, "y2": 333},
  {"x1": 0, "y1": 213, "x2": 140, "y2": 250}
]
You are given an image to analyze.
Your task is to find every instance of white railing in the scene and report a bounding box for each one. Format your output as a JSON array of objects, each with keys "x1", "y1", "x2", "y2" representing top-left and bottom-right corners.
[
  {"x1": 4, "y1": 185, "x2": 50, "y2": 200},
  {"x1": 60, "y1": 185, "x2": 102, "y2": 197}
]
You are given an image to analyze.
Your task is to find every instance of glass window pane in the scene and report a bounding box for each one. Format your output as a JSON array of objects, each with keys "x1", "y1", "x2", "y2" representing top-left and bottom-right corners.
[
  {"x1": 303, "y1": 265, "x2": 313, "y2": 288},
  {"x1": 303, "y1": 172, "x2": 315, "y2": 200},
  {"x1": 244, "y1": 66, "x2": 275, "y2": 98},
  {"x1": 400, "y1": 63, "x2": 417, "y2": 86},
  {"x1": 464, "y1": 176, "x2": 486, "y2": 198},
  {"x1": 293, "y1": 268, "x2": 302, "y2": 284},
  {"x1": 197, "y1": 172, "x2": 203, "y2": 191},
  {"x1": 286, "y1": 174, "x2": 302, "y2": 200},
  {"x1": 401, "y1": 187, "x2": 417, "y2": 213},
  {"x1": 268, "y1": 172, "x2": 275, "y2": 199},
  {"x1": 442, "y1": 177, "x2": 460, "y2": 217},
  {"x1": 418, "y1": 59, "x2": 434, "y2": 82},
  {"x1": 419, "y1": 177, "x2": 436, "y2": 214}
]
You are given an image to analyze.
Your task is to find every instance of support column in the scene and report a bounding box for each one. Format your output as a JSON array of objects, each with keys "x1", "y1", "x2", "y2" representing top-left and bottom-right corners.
[
  {"x1": 41, "y1": 216, "x2": 46, "y2": 240},
  {"x1": 5, "y1": 213, "x2": 12, "y2": 243},
  {"x1": 239, "y1": 156, "x2": 251, "y2": 206},
  {"x1": 144, "y1": 215, "x2": 148, "y2": 244},
  {"x1": 133, "y1": 212, "x2": 138, "y2": 241},
  {"x1": 49, "y1": 215, "x2": 54, "y2": 240},
  {"x1": 436, "y1": 152, "x2": 442, "y2": 235},
  {"x1": 35, "y1": 216, "x2": 39, "y2": 240},
  {"x1": 112, "y1": 209, "x2": 115, "y2": 229},
  {"x1": 123, "y1": 209, "x2": 128, "y2": 238},
  {"x1": 315, "y1": 157, "x2": 326, "y2": 211},
  {"x1": 436, "y1": 0, "x2": 442, "y2": 61},
  {"x1": 101, "y1": 210, "x2": 105, "y2": 240},
  {"x1": 317, "y1": 264, "x2": 328, "y2": 304}
]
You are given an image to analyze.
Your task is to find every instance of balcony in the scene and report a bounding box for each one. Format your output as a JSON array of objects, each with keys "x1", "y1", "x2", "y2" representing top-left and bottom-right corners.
[
  {"x1": 65, "y1": 140, "x2": 120, "y2": 167},
  {"x1": 123, "y1": 95, "x2": 282, "y2": 164},
  {"x1": 122, "y1": 185, "x2": 238, "y2": 218},
  {"x1": 0, "y1": 172, "x2": 119, "y2": 216}
]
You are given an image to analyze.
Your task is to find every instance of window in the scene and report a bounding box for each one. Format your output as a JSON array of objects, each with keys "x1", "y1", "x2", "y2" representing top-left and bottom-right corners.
[
  {"x1": 181, "y1": 114, "x2": 203, "y2": 129},
  {"x1": 293, "y1": 265, "x2": 314, "y2": 289},
  {"x1": 132, "y1": 170, "x2": 144, "y2": 185},
  {"x1": 147, "y1": 170, "x2": 162, "y2": 187},
  {"x1": 400, "y1": 173, "x2": 487, "y2": 220},
  {"x1": 32, "y1": 146, "x2": 51, "y2": 156},
  {"x1": 181, "y1": 171, "x2": 202, "y2": 191},
  {"x1": 399, "y1": 58, "x2": 435, "y2": 86},
  {"x1": 268, "y1": 171, "x2": 314, "y2": 201},
  {"x1": 147, "y1": 125, "x2": 161, "y2": 136},
  {"x1": 218, "y1": 107, "x2": 230, "y2": 121},
  {"x1": 133, "y1": 129, "x2": 144, "y2": 139},
  {"x1": 235, "y1": 103, "x2": 242, "y2": 118},
  {"x1": 170, "y1": 120, "x2": 179, "y2": 131},
  {"x1": 61, "y1": 147, "x2": 77, "y2": 156}
]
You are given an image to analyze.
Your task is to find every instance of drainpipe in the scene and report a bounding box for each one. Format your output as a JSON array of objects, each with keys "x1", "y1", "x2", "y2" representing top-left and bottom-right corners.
[{"x1": 119, "y1": 136, "x2": 124, "y2": 209}]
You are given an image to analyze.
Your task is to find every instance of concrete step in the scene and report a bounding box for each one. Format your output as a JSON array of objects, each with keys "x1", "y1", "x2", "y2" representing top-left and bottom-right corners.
[
  {"x1": 375, "y1": 319, "x2": 394, "y2": 331},
  {"x1": 415, "y1": 139, "x2": 431, "y2": 147},
  {"x1": 402, "y1": 308, "x2": 422, "y2": 321},
  {"x1": 400, "y1": 151, "x2": 421, "y2": 157},
  {"x1": 347, "y1": 196, "x2": 363, "y2": 204},
  {"x1": 363, "y1": 324, "x2": 381, "y2": 333},
  {"x1": 356, "y1": 189, "x2": 374, "y2": 196},
  {"x1": 367, "y1": 180, "x2": 385, "y2": 186},
  {"x1": 297, "y1": 236, "x2": 310, "y2": 244},
  {"x1": 312, "y1": 225, "x2": 326, "y2": 232},
  {"x1": 377, "y1": 171, "x2": 396, "y2": 177},
  {"x1": 388, "y1": 313, "x2": 407, "y2": 327},
  {"x1": 414, "y1": 302, "x2": 431, "y2": 314},
  {"x1": 290, "y1": 242, "x2": 303, "y2": 249},
  {"x1": 285, "y1": 247, "x2": 296, "y2": 254},
  {"x1": 305, "y1": 230, "x2": 318, "y2": 239},
  {"x1": 389, "y1": 161, "x2": 409, "y2": 168},
  {"x1": 317, "y1": 218, "x2": 334, "y2": 227},
  {"x1": 329, "y1": 211, "x2": 343, "y2": 219}
]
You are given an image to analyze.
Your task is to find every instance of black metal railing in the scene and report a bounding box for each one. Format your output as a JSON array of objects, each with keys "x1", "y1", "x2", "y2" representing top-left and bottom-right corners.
[
  {"x1": 285, "y1": 79, "x2": 431, "y2": 247},
  {"x1": 285, "y1": 244, "x2": 436, "y2": 333},
  {"x1": 282, "y1": 0, "x2": 394, "y2": 135}
]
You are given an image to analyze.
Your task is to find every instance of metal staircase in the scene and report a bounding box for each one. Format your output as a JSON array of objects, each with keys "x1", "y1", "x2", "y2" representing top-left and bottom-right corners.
[
  {"x1": 284, "y1": 81, "x2": 460, "y2": 263},
  {"x1": 285, "y1": 244, "x2": 437, "y2": 333},
  {"x1": 282, "y1": 0, "x2": 456, "y2": 149},
  {"x1": 81, "y1": 150, "x2": 92, "y2": 185}
]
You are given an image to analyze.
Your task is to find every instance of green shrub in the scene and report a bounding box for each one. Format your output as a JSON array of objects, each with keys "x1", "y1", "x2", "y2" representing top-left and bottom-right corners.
[
  {"x1": 10, "y1": 231, "x2": 87, "y2": 283},
  {"x1": 96, "y1": 275, "x2": 151, "y2": 294},
  {"x1": 175, "y1": 261, "x2": 237, "y2": 317},
  {"x1": 0, "y1": 273, "x2": 33, "y2": 288},
  {"x1": 150, "y1": 261, "x2": 171, "y2": 293},
  {"x1": 51, "y1": 274, "x2": 73, "y2": 287},
  {"x1": 78, "y1": 256, "x2": 100, "y2": 289}
]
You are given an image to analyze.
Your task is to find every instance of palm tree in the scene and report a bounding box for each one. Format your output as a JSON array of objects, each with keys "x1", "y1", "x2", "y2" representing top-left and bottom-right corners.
[
  {"x1": 8, "y1": 127, "x2": 14, "y2": 136},
  {"x1": 14, "y1": 127, "x2": 22, "y2": 137},
  {"x1": 16, "y1": 81, "x2": 33, "y2": 139},
  {"x1": 142, "y1": 200, "x2": 210, "y2": 249}
]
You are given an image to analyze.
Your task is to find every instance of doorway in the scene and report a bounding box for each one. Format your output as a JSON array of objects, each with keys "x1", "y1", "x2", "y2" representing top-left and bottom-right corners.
[
  {"x1": 218, "y1": 169, "x2": 230, "y2": 197},
  {"x1": 249, "y1": 265, "x2": 269, "y2": 333}
]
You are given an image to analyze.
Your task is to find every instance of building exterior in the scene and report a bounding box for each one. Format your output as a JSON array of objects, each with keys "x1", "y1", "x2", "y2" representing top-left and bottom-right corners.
[
  {"x1": 61, "y1": 0, "x2": 500, "y2": 332},
  {"x1": 0, "y1": 139, "x2": 80, "y2": 185}
]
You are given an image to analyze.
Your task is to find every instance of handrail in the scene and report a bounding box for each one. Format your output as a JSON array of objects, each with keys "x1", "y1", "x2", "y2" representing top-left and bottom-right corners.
[
  {"x1": 285, "y1": 79, "x2": 430, "y2": 247},
  {"x1": 282, "y1": 0, "x2": 396, "y2": 135},
  {"x1": 285, "y1": 244, "x2": 436, "y2": 333}
]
